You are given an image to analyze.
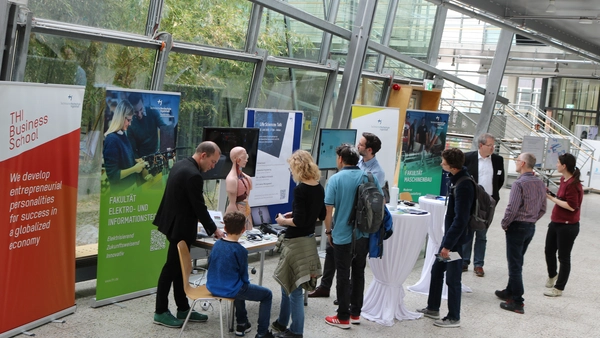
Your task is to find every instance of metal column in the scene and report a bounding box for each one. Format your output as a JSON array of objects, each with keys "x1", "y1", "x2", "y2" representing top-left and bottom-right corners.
[
  {"x1": 10, "y1": 8, "x2": 31, "y2": 82},
  {"x1": 318, "y1": 0, "x2": 340, "y2": 65},
  {"x1": 246, "y1": 49, "x2": 268, "y2": 108},
  {"x1": 245, "y1": 3, "x2": 263, "y2": 53},
  {"x1": 150, "y1": 32, "x2": 172, "y2": 91},
  {"x1": 374, "y1": 0, "x2": 399, "y2": 73},
  {"x1": 145, "y1": 0, "x2": 163, "y2": 37},
  {"x1": 473, "y1": 28, "x2": 514, "y2": 149},
  {"x1": 332, "y1": 0, "x2": 378, "y2": 129},
  {"x1": 425, "y1": 4, "x2": 447, "y2": 83}
]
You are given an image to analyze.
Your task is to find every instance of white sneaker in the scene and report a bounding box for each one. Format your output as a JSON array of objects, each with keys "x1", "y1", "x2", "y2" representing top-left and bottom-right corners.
[
  {"x1": 545, "y1": 275, "x2": 558, "y2": 288},
  {"x1": 433, "y1": 317, "x2": 460, "y2": 328},
  {"x1": 544, "y1": 288, "x2": 562, "y2": 297}
]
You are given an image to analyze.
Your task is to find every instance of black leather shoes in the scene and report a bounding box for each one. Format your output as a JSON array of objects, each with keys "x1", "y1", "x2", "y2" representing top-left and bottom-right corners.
[
  {"x1": 495, "y1": 289, "x2": 510, "y2": 301},
  {"x1": 500, "y1": 300, "x2": 524, "y2": 314},
  {"x1": 307, "y1": 286, "x2": 330, "y2": 298}
]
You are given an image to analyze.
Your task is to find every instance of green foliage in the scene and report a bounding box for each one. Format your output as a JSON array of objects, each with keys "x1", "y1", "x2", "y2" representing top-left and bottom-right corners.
[
  {"x1": 28, "y1": 0, "x2": 150, "y2": 33},
  {"x1": 162, "y1": 0, "x2": 250, "y2": 49}
]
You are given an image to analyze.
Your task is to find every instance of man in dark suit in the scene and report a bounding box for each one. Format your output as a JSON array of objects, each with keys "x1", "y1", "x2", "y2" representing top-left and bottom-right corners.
[
  {"x1": 153, "y1": 141, "x2": 226, "y2": 328},
  {"x1": 462, "y1": 133, "x2": 505, "y2": 277}
]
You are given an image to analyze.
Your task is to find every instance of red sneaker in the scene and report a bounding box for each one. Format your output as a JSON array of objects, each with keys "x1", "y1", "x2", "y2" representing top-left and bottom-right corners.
[
  {"x1": 324, "y1": 315, "x2": 350, "y2": 329},
  {"x1": 350, "y1": 315, "x2": 360, "y2": 325}
]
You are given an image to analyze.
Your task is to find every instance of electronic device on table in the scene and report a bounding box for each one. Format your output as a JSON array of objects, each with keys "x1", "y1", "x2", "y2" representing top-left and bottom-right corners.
[{"x1": 251, "y1": 206, "x2": 286, "y2": 236}]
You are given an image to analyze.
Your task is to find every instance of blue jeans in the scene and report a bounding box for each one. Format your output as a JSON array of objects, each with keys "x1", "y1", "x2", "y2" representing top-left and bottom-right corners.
[
  {"x1": 427, "y1": 245, "x2": 463, "y2": 321},
  {"x1": 277, "y1": 286, "x2": 304, "y2": 334},
  {"x1": 462, "y1": 227, "x2": 487, "y2": 267},
  {"x1": 333, "y1": 237, "x2": 369, "y2": 320},
  {"x1": 234, "y1": 283, "x2": 272, "y2": 336},
  {"x1": 504, "y1": 221, "x2": 535, "y2": 304}
]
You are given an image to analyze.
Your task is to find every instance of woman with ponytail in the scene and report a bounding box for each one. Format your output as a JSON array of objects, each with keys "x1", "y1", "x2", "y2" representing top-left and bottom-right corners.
[{"x1": 544, "y1": 153, "x2": 583, "y2": 297}]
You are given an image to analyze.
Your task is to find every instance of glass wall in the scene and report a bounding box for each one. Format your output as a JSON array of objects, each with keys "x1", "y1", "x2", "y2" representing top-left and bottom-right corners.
[
  {"x1": 257, "y1": 10, "x2": 320, "y2": 61},
  {"x1": 258, "y1": 66, "x2": 329, "y2": 150},
  {"x1": 163, "y1": 0, "x2": 252, "y2": 50},
  {"x1": 25, "y1": 33, "x2": 157, "y2": 245},
  {"x1": 354, "y1": 77, "x2": 385, "y2": 106},
  {"x1": 164, "y1": 55, "x2": 256, "y2": 157},
  {"x1": 29, "y1": 0, "x2": 152, "y2": 34},
  {"x1": 17, "y1": 0, "x2": 450, "y2": 249}
]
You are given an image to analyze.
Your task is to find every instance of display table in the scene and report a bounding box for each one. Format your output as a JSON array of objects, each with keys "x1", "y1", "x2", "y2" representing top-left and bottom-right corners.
[
  {"x1": 194, "y1": 235, "x2": 278, "y2": 286},
  {"x1": 408, "y1": 196, "x2": 472, "y2": 298},
  {"x1": 361, "y1": 207, "x2": 430, "y2": 326}
]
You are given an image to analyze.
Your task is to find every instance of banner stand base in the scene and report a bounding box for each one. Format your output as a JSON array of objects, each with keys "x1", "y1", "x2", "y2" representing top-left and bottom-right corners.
[
  {"x1": 91, "y1": 287, "x2": 157, "y2": 308},
  {"x1": 0, "y1": 305, "x2": 76, "y2": 338}
]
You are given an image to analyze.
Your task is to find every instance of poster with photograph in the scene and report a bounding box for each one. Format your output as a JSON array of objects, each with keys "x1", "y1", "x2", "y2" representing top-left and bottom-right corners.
[
  {"x1": 398, "y1": 110, "x2": 449, "y2": 200},
  {"x1": 95, "y1": 88, "x2": 180, "y2": 305}
]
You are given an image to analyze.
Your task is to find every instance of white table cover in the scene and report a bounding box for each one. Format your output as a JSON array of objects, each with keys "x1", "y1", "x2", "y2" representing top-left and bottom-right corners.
[
  {"x1": 361, "y1": 209, "x2": 429, "y2": 326},
  {"x1": 408, "y1": 197, "x2": 472, "y2": 298}
]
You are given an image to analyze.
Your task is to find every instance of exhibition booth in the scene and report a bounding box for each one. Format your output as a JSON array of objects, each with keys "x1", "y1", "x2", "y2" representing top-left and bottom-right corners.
[{"x1": 5, "y1": 81, "x2": 591, "y2": 337}]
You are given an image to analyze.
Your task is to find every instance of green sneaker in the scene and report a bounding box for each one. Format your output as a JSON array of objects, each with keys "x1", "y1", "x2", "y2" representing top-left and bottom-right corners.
[
  {"x1": 177, "y1": 309, "x2": 208, "y2": 322},
  {"x1": 153, "y1": 311, "x2": 184, "y2": 328}
]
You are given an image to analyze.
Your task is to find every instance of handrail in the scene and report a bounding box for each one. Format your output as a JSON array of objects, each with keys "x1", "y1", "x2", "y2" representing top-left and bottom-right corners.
[
  {"x1": 439, "y1": 98, "x2": 595, "y2": 188},
  {"x1": 505, "y1": 104, "x2": 596, "y2": 161}
]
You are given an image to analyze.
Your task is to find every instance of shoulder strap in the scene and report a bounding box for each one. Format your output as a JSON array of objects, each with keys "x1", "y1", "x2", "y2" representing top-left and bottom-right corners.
[
  {"x1": 455, "y1": 175, "x2": 477, "y2": 212},
  {"x1": 367, "y1": 172, "x2": 374, "y2": 183},
  {"x1": 448, "y1": 175, "x2": 476, "y2": 209}
]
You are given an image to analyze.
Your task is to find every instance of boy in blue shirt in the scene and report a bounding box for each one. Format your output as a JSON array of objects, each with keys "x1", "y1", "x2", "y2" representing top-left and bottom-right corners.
[{"x1": 207, "y1": 211, "x2": 274, "y2": 338}]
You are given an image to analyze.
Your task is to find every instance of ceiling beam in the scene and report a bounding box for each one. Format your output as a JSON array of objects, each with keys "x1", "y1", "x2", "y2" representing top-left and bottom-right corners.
[{"x1": 431, "y1": 0, "x2": 600, "y2": 64}]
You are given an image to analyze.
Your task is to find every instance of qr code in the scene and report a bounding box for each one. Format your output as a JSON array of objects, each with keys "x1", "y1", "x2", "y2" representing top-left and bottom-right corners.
[
  {"x1": 280, "y1": 189, "x2": 286, "y2": 200},
  {"x1": 150, "y1": 229, "x2": 166, "y2": 251}
]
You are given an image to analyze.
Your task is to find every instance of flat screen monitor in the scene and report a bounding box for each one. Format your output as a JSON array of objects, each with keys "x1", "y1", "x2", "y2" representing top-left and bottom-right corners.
[
  {"x1": 201, "y1": 127, "x2": 260, "y2": 180},
  {"x1": 250, "y1": 206, "x2": 272, "y2": 226},
  {"x1": 317, "y1": 128, "x2": 358, "y2": 170}
]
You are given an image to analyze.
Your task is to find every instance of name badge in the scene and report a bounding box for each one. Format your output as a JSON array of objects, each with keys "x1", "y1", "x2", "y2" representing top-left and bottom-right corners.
[{"x1": 497, "y1": 170, "x2": 502, "y2": 175}]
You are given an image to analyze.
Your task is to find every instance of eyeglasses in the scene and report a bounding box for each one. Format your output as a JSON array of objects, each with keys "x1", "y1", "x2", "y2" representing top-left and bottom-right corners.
[{"x1": 125, "y1": 117, "x2": 132, "y2": 122}]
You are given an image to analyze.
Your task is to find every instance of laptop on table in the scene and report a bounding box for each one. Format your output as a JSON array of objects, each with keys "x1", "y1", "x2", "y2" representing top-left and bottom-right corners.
[{"x1": 250, "y1": 206, "x2": 286, "y2": 236}]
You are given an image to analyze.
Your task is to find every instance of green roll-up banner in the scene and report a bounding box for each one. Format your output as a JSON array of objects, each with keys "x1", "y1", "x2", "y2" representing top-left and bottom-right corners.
[{"x1": 95, "y1": 88, "x2": 179, "y2": 305}]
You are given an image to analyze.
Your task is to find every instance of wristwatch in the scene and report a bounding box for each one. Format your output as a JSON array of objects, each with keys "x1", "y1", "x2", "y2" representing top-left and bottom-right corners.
[{"x1": 325, "y1": 230, "x2": 332, "y2": 235}]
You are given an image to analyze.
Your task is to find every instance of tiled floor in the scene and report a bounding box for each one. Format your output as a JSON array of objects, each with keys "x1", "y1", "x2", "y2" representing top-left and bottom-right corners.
[{"x1": 16, "y1": 188, "x2": 600, "y2": 337}]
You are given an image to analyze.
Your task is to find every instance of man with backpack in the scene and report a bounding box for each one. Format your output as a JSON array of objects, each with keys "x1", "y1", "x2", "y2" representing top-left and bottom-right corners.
[
  {"x1": 417, "y1": 148, "x2": 474, "y2": 328},
  {"x1": 462, "y1": 133, "x2": 505, "y2": 277},
  {"x1": 322, "y1": 144, "x2": 383, "y2": 329}
]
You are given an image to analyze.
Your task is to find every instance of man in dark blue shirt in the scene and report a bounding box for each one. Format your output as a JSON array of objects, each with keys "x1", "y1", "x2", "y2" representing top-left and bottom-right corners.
[
  {"x1": 417, "y1": 148, "x2": 474, "y2": 328},
  {"x1": 127, "y1": 92, "x2": 167, "y2": 158}
]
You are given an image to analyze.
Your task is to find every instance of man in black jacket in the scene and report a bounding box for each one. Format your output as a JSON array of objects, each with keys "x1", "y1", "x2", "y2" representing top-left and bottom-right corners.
[
  {"x1": 153, "y1": 141, "x2": 225, "y2": 328},
  {"x1": 462, "y1": 133, "x2": 505, "y2": 277},
  {"x1": 417, "y1": 148, "x2": 474, "y2": 328}
]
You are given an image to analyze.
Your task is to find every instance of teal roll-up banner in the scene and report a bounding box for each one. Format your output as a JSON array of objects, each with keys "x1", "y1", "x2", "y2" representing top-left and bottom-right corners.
[{"x1": 398, "y1": 110, "x2": 449, "y2": 200}]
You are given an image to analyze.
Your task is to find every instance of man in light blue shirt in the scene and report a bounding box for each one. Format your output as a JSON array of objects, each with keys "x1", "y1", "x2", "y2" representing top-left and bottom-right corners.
[
  {"x1": 323, "y1": 144, "x2": 381, "y2": 329},
  {"x1": 357, "y1": 132, "x2": 385, "y2": 185}
]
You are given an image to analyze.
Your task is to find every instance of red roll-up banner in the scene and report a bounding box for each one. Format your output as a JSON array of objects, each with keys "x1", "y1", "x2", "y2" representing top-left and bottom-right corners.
[{"x1": 1, "y1": 83, "x2": 84, "y2": 336}]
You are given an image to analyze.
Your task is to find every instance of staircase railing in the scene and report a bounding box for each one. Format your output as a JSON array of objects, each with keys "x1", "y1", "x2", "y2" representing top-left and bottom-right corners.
[{"x1": 439, "y1": 99, "x2": 595, "y2": 188}]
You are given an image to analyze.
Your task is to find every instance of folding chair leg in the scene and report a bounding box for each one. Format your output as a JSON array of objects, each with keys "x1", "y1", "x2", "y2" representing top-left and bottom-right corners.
[
  {"x1": 178, "y1": 299, "x2": 198, "y2": 338},
  {"x1": 229, "y1": 300, "x2": 235, "y2": 332},
  {"x1": 218, "y1": 300, "x2": 224, "y2": 338}
]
